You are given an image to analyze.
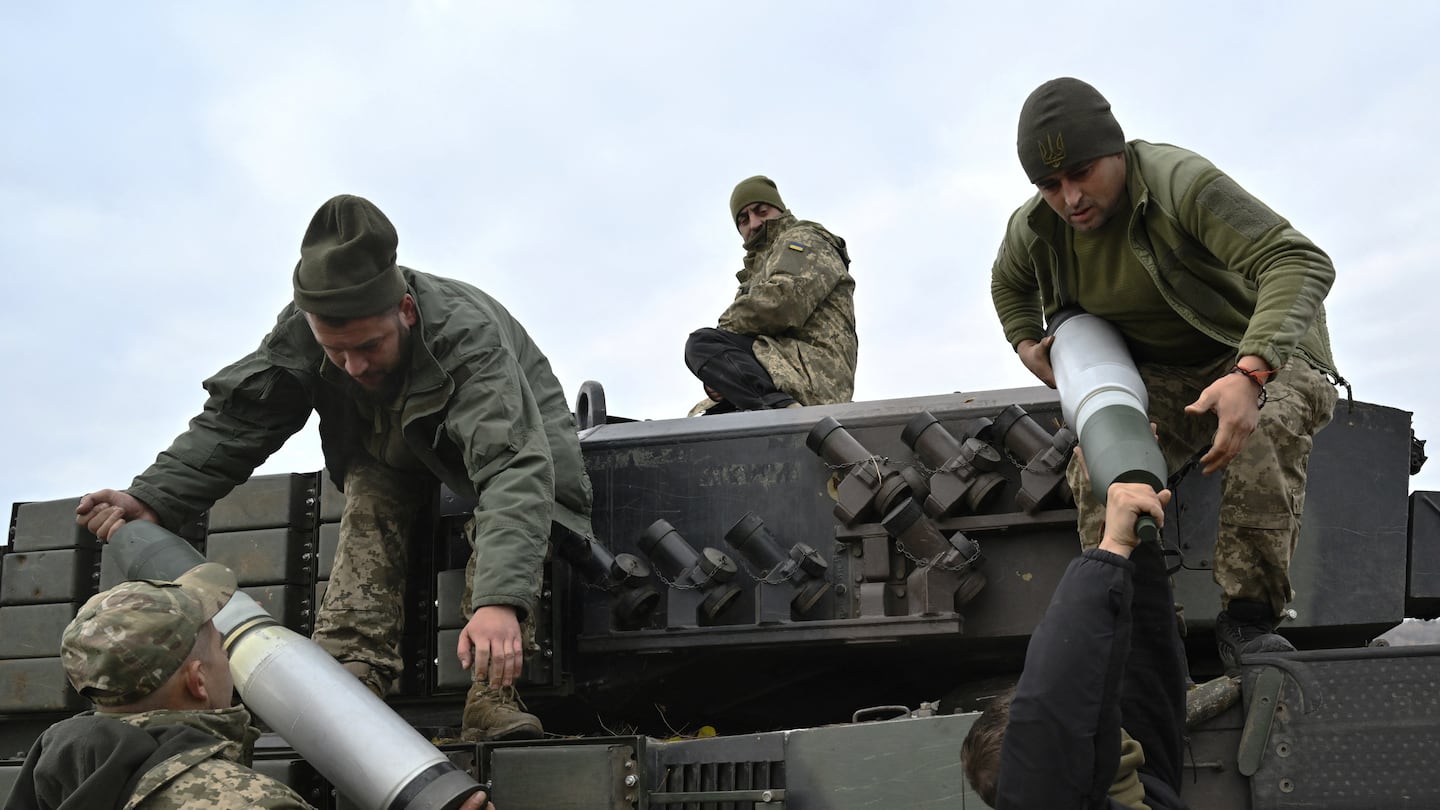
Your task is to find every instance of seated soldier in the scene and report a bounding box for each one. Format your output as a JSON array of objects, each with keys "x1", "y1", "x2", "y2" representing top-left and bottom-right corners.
[{"x1": 685, "y1": 175, "x2": 858, "y2": 415}]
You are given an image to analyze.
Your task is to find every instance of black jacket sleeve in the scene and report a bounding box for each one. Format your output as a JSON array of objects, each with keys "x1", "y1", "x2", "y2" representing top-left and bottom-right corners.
[
  {"x1": 995, "y1": 544, "x2": 1188, "y2": 810},
  {"x1": 996, "y1": 548, "x2": 1135, "y2": 809},
  {"x1": 1121, "y1": 540, "x2": 1188, "y2": 808}
]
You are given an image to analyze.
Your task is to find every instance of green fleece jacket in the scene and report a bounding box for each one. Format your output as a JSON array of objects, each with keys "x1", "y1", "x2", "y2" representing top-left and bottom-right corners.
[
  {"x1": 126, "y1": 268, "x2": 593, "y2": 617},
  {"x1": 991, "y1": 140, "x2": 1338, "y2": 377}
]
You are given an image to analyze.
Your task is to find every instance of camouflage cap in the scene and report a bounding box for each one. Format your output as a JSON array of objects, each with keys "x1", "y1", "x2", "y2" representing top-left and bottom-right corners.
[{"x1": 62, "y1": 562, "x2": 237, "y2": 706}]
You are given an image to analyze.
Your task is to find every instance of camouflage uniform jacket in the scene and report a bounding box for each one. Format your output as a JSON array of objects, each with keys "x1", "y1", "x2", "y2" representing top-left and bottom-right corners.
[
  {"x1": 126, "y1": 268, "x2": 593, "y2": 618},
  {"x1": 718, "y1": 213, "x2": 858, "y2": 405},
  {"x1": 4, "y1": 707, "x2": 312, "y2": 810},
  {"x1": 991, "y1": 140, "x2": 1339, "y2": 377},
  {"x1": 116, "y1": 707, "x2": 313, "y2": 810}
]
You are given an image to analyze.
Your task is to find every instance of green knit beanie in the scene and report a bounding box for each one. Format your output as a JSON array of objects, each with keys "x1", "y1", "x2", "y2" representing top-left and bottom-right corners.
[
  {"x1": 1016, "y1": 77, "x2": 1126, "y2": 183},
  {"x1": 292, "y1": 194, "x2": 406, "y2": 318},
  {"x1": 729, "y1": 175, "x2": 786, "y2": 222}
]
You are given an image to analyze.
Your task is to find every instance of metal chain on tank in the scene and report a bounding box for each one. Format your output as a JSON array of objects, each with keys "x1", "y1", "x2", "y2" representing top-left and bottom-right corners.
[
  {"x1": 893, "y1": 536, "x2": 982, "y2": 572},
  {"x1": 651, "y1": 568, "x2": 700, "y2": 590},
  {"x1": 823, "y1": 455, "x2": 949, "y2": 482},
  {"x1": 821, "y1": 455, "x2": 893, "y2": 478},
  {"x1": 729, "y1": 557, "x2": 797, "y2": 586},
  {"x1": 823, "y1": 455, "x2": 983, "y2": 571},
  {"x1": 1001, "y1": 445, "x2": 1039, "y2": 474},
  {"x1": 651, "y1": 559, "x2": 733, "y2": 591},
  {"x1": 997, "y1": 417, "x2": 1074, "y2": 475}
]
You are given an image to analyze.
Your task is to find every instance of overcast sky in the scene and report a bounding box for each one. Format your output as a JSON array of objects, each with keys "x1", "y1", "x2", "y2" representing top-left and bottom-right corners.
[{"x1": 4, "y1": 2, "x2": 1438, "y2": 523}]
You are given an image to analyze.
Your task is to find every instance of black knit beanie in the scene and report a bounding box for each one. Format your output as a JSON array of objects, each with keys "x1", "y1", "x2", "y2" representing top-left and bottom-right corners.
[
  {"x1": 729, "y1": 175, "x2": 787, "y2": 222},
  {"x1": 292, "y1": 195, "x2": 406, "y2": 318},
  {"x1": 1016, "y1": 78, "x2": 1126, "y2": 183}
]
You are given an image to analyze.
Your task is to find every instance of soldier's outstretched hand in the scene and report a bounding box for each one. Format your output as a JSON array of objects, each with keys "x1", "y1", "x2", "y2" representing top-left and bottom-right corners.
[
  {"x1": 75, "y1": 489, "x2": 159, "y2": 541},
  {"x1": 458, "y1": 604, "x2": 524, "y2": 687},
  {"x1": 1186, "y1": 359, "x2": 1267, "y2": 473}
]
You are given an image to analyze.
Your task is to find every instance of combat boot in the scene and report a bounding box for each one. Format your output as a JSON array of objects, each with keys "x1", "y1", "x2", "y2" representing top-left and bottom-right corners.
[
  {"x1": 461, "y1": 682, "x2": 543, "y2": 742},
  {"x1": 1215, "y1": 599, "x2": 1295, "y2": 675}
]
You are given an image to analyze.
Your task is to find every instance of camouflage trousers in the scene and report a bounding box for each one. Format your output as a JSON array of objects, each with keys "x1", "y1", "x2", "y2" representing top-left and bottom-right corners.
[
  {"x1": 1067, "y1": 353, "x2": 1339, "y2": 617},
  {"x1": 311, "y1": 457, "x2": 429, "y2": 697},
  {"x1": 312, "y1": 456, "x2": 537, "y2": 698}
]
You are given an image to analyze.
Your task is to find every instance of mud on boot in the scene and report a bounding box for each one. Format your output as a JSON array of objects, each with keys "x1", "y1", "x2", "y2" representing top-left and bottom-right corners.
[
  {"x1": 461, "y1": 682, "x2": 543, "y2": 742},
  {"x1": 1215, "y1": 599, "x2": 1295, "y2": 675}
]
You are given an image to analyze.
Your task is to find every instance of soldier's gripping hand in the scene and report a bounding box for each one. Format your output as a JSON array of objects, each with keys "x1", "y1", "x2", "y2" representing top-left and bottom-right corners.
[
  {"x1": 459, "y1": 789, "x2": 495, "y2": 810},
  {"x1": 1016, "y1": 336, "x2": 1057, "y2": 388},
  {"x1": 458, "y1": 604, "x2": 524, "y2": 687},
  {"x1": 76, "y1": 489, "x2": 159, "y2": 541},
  {"x1": 1099, "y1": 483, "x2": 1171, "y2": 558}
]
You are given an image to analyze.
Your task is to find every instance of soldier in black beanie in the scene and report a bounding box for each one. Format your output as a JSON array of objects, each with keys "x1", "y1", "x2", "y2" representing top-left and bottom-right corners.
[{"x1": 987, "y1": 77, "x2": 1346, "y2": 804}]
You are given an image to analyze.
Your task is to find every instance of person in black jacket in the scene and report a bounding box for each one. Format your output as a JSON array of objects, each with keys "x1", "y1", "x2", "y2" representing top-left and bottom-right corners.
[{"x1": 961, "y1": 483, "x2": 1187, "y2": 809}]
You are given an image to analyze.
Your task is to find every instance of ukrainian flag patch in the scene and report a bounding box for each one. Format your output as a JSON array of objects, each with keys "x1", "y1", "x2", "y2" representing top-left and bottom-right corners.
[{"x1": 786, "y1": 241, "x2": 806, "y2": 252}]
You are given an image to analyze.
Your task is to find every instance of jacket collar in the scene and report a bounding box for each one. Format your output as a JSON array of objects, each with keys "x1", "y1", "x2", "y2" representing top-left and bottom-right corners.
[
  {"x1": 738, "y1": 212, "x2": 798, "y2": 281},
  {"x1": 107, "y1": 705, "x2": 257, "y2": 763}
]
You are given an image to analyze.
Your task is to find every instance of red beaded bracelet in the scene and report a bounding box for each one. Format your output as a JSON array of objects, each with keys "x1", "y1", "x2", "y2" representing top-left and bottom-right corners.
[
  {"x1": 1229, "y1": 365, "x2": 1272, "y2": 388},
  {"x1": 1228, "y1": 366, "x2": 1271, "y2": 408}
]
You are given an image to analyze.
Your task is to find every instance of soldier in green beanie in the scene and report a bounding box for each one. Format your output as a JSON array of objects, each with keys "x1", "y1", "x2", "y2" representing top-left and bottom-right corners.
[
  {"x1": 75, "y1": 194, "x2": 595, "y2": 745},
  {"x1": 991, "y1": 78, "x2": 1345, "y2": 680},
  {"x1": 684, "y1": 175, "x2": 859, "y2": 415}
]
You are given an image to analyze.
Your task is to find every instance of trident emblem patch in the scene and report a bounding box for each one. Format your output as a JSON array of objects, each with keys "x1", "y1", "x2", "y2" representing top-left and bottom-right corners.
[{"x1": 1038, "y1": 133, "x2": 1066, "y2": 168}]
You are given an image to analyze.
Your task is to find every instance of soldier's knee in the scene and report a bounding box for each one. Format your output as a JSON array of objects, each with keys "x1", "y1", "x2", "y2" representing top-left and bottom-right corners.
[{"x1": 340, "y1": 661, "x2": 393, "y2": 698}]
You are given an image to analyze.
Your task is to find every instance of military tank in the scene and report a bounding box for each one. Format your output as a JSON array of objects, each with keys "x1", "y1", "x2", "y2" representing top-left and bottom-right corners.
[{"x1": 3, "y1": 384, "x2": 1436, "y2": 809}]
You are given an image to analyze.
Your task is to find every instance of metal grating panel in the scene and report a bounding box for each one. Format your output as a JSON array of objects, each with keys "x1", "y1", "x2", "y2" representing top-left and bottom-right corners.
[
  {"x1": 650, "y1": 732, "x2": 786, "y2": 810},
  {"x1": 1245, "y1": 647, "x2": 1440, "y2": 807},
  {"x1": 655, "y1": 758, "x2": 783, "y2": 810}
]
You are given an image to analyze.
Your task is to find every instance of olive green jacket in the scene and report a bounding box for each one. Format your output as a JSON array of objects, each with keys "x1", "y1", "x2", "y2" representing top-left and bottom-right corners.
[
  {"x1": 991, "y1": 140, "x2": 1338, "y2": 377},
  {"x1": 718, "y1": 214, "x2": 858, "y2": 404},
  {"x1": 127, "y1": 268, "x2": 593, "y2": 616}
]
